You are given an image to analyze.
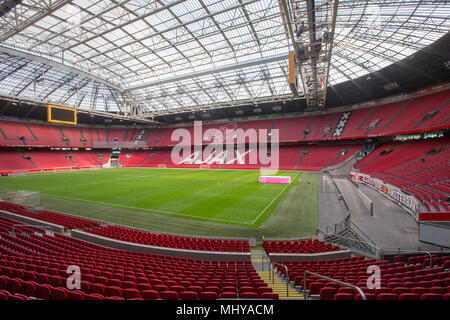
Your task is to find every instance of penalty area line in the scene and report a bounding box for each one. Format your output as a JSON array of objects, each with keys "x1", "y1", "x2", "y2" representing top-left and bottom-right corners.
[{"x1": 250, "y1": 172, "x2": 300, "y2": 226}]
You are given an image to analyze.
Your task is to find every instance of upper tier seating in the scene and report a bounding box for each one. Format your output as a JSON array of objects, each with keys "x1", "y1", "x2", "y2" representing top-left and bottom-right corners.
[
  {"x1": 275, "y1": 254, "x2": 450, "y2": 300},
  {"x1": 0, "y1": 217, "x2": 274, "y2": 300},
  {"x1": 0, "y1": 89, "x2": 448, "y2": 148}
]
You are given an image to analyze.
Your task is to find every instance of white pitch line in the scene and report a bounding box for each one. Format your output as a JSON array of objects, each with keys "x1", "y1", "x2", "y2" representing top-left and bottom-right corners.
[
  {"x1": 41, "y1": 193, "x2": 253, "y2": 226},
  {"x1": 250, "y1": 173, "x2": 300, "y2": 225}
]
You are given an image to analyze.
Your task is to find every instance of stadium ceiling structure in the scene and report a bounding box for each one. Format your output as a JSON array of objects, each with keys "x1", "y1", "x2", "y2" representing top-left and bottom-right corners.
[{"x1": 0, "y1": 0, "x2": 449, "y2": 122}]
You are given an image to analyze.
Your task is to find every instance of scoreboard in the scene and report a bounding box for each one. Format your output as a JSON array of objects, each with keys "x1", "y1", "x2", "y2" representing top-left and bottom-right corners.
[{"x1": 47, "y1": 105, "x2": 77, "y2": 125}]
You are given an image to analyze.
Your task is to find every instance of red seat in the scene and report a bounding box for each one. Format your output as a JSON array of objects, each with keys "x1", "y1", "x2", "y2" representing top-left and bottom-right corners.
[
  {"x1": 239, "y1": 292, "x2": 259, "y2": 299},
  {"x1": 90, "y1": 283, "x2": 106, "y2": 295},
  {"x1": 160, "y1": 291, "x2": 179, "y2": 300},
  {"x1": 420, "y1": 293, "x2": 442, "y2": 300},
  {"x1": 319, "y1": 287, "x2": 338, "y2": 300},
  {"x1": 220, "y1": 292, "x2": 238, "y2": 299},
  {"x1": 85, "y1": 293, "x2": 104, "y2": 300},
  {"x1": 186, "y1": 286, "x2": 202, "y2": 294},
  {"x1": 141, "y1": 290, "x2": 159, "y2": 300},
  {"x1": 259, "y1": 292, "x2": 278, "y2": 300},
  {"x1": 22, "y1": 281, "x2": 37, "y2": 297},
  {"x1": 239, "y1": 286, "x2": 256, "y2": 294},
  {"x1": 106, "y1": 286, "x2": 123, "y2": 297},
  {"x1": 36, "y1": 284, "x2": 52, "y2": 300},
  {"x1": 200, "y1": 291, "x2": 219, "y2": 300},
  {"x1": 67, "y1": 290, "x2": 85, "y2": 300},
  {"x1": 398, "y1": 293, "x2": 419, "y2": 300},
  {"x1": 8, "y1": 278, "x2": 23, "y2": 294},
  {"x1": 179, "y1": 291, "x2": 199, "y2": 300},
  {"x1": 204, "y1": 286, "x2": 220, "y2": 294},
  {"x1": 52, "y1": 287, "x2": 68, "y2": 300},
  {"x1": 0, "y1": 290, "x2": 8, "y2": 300},
  {"x1": 123, "y1": 288, "x2": 140, "y2": 299},
  {"x1": 152, "y1": 284, "x2": 168, "y2": 293},
  {"x1": 376, "y1": 293, "x2": 398, "y2": 300},
  {"x1": 169, "y1": 285, "x2": 185, "y2": 294},
  {"x1": 411, "y1": 287, "x2": 429, "y2": 295},
  {"x1": 334, "y1": 293, "x2": 355, "y2": 300},
  {"x1": 429, "y1": 287, "x2": 446, "y2": 294}
]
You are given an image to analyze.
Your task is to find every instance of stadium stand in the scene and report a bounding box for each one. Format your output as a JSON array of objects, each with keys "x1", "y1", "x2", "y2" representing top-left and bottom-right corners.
[
  {"x1": 272, "y1": 255, "x2": 450, "y2": 300},
  {"x1": 0, "y1": 216, "x2": 274, "y2": 300},
  {"x1": 355, "y1": 137, "x2": 450, "y2": 213},
  {"x1": 263, "y1": 239, "x2": 342, "y2": 254},
  {"x1": 0, "y1": 201, "x2": 250, "y2": 253},
  {"x1": 84, "y1": 225, "x2": 250, "y2": 252}
]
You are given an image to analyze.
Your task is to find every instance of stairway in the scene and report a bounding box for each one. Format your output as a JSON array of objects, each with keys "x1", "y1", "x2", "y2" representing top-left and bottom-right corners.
[
  {"x1": 325, "y1": 227, "x2": 376, "y2": 257},
  {"x1": 251, "y1": 250, "x2": 304, "y2": 300}
]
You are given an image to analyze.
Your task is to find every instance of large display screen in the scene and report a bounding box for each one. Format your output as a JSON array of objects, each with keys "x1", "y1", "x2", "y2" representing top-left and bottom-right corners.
[{"x1": 47, "y1": 105, "x2": 77, "y2": 125}]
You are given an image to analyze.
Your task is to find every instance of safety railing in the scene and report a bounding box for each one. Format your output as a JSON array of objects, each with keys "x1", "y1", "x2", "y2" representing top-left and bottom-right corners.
[
  {"x1": 303, "y1": 270, "x2": 366, "y2": 300},
  {"x1": 380, "y1": 248, "x2": 450, "y2": 267},
  {"x1": 272, "y1": 262, "x2": 290, "y2": 297}
]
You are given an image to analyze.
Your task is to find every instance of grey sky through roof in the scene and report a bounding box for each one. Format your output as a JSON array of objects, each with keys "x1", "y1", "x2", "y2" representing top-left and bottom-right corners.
[{"x1": 0, "y1": 0, "x2": 448, "y2": 116}]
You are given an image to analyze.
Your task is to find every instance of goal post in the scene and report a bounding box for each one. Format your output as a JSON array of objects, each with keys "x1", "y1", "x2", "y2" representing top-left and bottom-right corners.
[{"x1": 0, "y1": 190, "x2": 41, "y2": 207}]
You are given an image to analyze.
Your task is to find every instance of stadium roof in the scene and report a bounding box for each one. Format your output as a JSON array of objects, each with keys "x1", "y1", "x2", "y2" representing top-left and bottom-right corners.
[{"x1": 0, "y1": 0, "x2": 449, "y2": 121}]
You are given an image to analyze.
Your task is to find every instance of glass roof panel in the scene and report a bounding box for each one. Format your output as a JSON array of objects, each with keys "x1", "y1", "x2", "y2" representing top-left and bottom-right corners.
[{"x1": 0, "y1": 0, "x2": 448, "y2": 115}]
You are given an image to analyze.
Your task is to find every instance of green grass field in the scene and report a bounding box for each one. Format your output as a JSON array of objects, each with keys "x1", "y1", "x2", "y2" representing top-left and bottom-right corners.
[{"x1": 0, "y1": 168, "x2": 319, "y2": 241}]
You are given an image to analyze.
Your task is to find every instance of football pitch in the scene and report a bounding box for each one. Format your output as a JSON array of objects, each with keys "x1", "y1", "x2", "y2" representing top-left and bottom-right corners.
[{"x1": 0, "y1": 168, "x2": 318, "y2": 239}]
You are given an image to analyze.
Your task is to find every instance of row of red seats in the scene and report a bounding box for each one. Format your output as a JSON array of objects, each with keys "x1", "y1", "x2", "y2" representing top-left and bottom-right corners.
[
  {"x1": 1, "y1": 89, "x2": 448, "y2": 148},
  {"x1": 0, "y1": 150, "x2": 110, "y2": 173},
  {"x1": 120, "y1": 144, "x2": 362, "y2": 171},
  {"x1": 85, "y1": 225, "x2": 250, "y2": 252},
  {"x1": 0, "y1": 202, "x2": 250, "y2": 253},
  {"x1": 356, "y1": 137, "x2": 450, "y2": 213},
  {"x1": 263, "y1": 239, "x2": 343, "y2": 254},
  {"x1": 274, "y1": 254, "x2": 450, "y2": 300},
  {"x1": 0, "y1": 218, "x2": 275, "y2": 300},
  {"x1": 0, "y1": 202, "x2": 100, "y2": 231}
]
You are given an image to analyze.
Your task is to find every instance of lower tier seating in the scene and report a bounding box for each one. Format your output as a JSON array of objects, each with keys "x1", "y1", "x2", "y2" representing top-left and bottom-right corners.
[
  {"x1": 277, "y1": 255, "x2": 450, "y2": 300},
  {"x1": 275, "y1": 255, "x2": 450, "y2": 300},
  {"x1": 0, "y1": 216, "x2": 274, "y2": 300},
  {"x1": 0, "y1": 201, "x2": 250, "y2": 253},
  {"x1": 263, "y1": 239, "x2": 343, "y2": 254}
]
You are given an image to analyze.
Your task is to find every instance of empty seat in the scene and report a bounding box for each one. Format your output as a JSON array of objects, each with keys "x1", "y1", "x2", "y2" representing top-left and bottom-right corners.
[
  {"x1": 141, "y1": 290, "x2": 160, "y2": 300},
  {"x1": 319, "y1": 287, "x2": 338, "y2": 300},
  {"x1": 398, "y1": 293, "x2": 420, "y2": 300},
  {"x1": 220, "y1": 292, "x2": 238, "y2": 299},
  {"x1": 333, "y1": 293, "x2": 355, "y2": 300},
  {"x1": 259, "y1": 292, "x2": 278, "y2": 300},
  {"x1": 160, "y1": 291, "x2": 179, "y2": 300},
  {"x1": 376, "y1": 293, "x2": 398, "y2": 300},
  {"x1": 179, "y1": 291, "x2": 199, "y2": 300},
  {"x1": 52, "y1": 288, "x2": 68, "y2": 300},
  {"x1": 199, "y1": 291, "x2": 219, "y2": 300},
  {"x1": 420, "y1": 293, "x2": 442, "y2": 300},
  {"x1": 123, "y1": 288, "x2": 140, "y2": 300}
]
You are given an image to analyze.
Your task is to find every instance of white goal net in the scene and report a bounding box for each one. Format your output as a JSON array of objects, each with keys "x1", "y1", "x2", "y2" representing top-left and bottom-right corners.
[{"x1": 0, "y1": 190, "x2": 40, "y2": 206}]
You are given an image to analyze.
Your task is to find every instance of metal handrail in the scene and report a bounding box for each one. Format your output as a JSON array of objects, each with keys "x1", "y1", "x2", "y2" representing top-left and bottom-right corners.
[
  {"x1": 272, "y1": 262, "x2": 289, "y2": 297},
  {"x1": 381, "y1": 248, "x2": 450, "y2": 267},
  {"x1": 324, "y1": 232, "x2": 380, "y2": 258},
  {"x1": 303, "y1": 270, "x2": 366, "y2": 300}
]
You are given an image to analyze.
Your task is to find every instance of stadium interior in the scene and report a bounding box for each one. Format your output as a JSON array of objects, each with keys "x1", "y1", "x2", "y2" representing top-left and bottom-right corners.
[{"x1": 0, "y1": 0, "x2": 449, "y2": 304}]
